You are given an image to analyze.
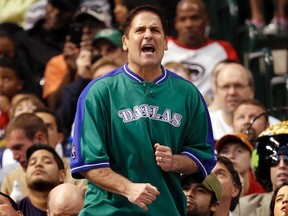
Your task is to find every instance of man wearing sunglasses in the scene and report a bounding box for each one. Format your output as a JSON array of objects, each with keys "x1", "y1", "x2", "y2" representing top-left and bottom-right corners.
[{"x1": 237, "y1": 121, "x2": 288, "y2": 216}]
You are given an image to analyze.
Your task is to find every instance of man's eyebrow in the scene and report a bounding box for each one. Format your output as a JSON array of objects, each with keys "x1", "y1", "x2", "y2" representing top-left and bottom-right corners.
[
  {"x1": 29, "y1": 155, "x2": 53, "y2": 162},
  {"x1": 10, "y1": 143, "x2": 24, "y2": 149}
]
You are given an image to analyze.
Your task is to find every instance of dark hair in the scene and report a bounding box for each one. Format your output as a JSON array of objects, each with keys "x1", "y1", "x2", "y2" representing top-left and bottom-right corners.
[
  {"x1": 34, "y1": 107, "x2": 63, "y2": 133},
  {"x1": 26, "y1": 143, "x2": 64, "y2": 170},
  {"x1": 217, "y1": 155, "x2": 242, "y2": 211},
  {"x1": 233, "y1": 99, "x2": 268, "y2": 122},
  {"x1": 122, "y1": 4, "x2": 168, "y2": 36},
  {"x1": 0, "y1": 56, "x2": 24, "y2": 79},
  {"x1": 0, "y1": 192, "x2": 19, "y2": 211},
  {"x1": 0, "y1": 22, "x2": 23, "y2": 35},
  {"x1": 270, "y1": 183, "x2": 288, "y2": 216},
  {"x1": 5, "y1": 113, "x2": 48, "y2": 141}
]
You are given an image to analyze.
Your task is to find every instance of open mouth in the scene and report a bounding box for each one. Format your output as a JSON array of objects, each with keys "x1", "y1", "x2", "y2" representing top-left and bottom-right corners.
[{"x1": 142, "y1": 44, "x2": 155, "y2": 53}]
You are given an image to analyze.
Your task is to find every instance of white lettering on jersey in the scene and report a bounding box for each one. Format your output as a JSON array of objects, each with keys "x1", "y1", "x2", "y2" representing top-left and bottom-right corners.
[{"x1": 118, "y1": 104, "x2": 182, "y2": 127}]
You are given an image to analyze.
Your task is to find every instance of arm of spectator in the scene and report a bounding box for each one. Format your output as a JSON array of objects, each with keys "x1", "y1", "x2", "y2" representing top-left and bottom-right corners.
[
  {"x1": 75, "y1": 31, "x2": 94, "y2": 79},
  {"x1": 80, "y1": 167, "x2": 160, "y2": 211},
  {"x1": 63, "y1": 36, "x2": 79, "y2": 79}
]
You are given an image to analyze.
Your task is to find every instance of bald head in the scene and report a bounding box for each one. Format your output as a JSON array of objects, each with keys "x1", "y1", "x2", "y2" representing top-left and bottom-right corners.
[{"x1": 47, "y1": 183, "x2": 84, "y2": 216}]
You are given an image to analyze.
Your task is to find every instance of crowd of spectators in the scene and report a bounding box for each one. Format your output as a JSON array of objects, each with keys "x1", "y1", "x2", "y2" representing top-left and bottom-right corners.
[{"x1": 0, "y1": 0, "x2": 287, "y2": 215}]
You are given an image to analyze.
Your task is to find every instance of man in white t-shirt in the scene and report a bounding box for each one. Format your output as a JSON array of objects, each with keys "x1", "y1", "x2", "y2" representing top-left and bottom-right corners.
[
  {"x1": 162, "y1": 0, "x2": 239, "y2": 101},
  {"x1": 209, "y1": 60, "x2": 254, "y2": 140}
]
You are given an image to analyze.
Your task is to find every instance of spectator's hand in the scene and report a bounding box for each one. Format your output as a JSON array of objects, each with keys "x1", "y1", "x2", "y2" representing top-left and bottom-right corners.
[
  {"x1": 126, "y1": 183, "x2": 159, "y2": 211},
  {"x1": 154, "y1": 143, "x2": 173, "y2": 172},
  {"x1": 75, "y1": 31, "x2": 94, "y2": 79},
  {"x1": 64, "y1": 36, "x2": 79, "y2": 74},
  {"x1": 76, "y1": 49, "x2": 93, "y2": 79}
]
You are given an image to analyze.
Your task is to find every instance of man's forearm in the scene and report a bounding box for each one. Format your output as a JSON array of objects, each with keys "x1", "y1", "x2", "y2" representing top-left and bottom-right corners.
[
  {"x1": 170, "y1": 154, "x2": 200, "y2": 174},
  {"x1": 80, "y1": 167, "x2": 160, "y2": 211},
  {"x1": 80, "y1": 167, "x2": 131, "y2": 196}
]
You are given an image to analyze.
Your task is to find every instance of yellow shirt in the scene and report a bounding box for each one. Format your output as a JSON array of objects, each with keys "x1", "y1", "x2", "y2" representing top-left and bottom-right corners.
[{"x1": 0, "y1": 0, "x2": 38, "y2": 26}]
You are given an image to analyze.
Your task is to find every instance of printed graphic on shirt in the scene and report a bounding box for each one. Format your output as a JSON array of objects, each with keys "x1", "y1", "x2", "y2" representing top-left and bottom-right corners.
[
  {"x1": 118, "y1": 104, "x2": 182, "y2": 127},
  {"x1": 181, "y1": 62, "x2": 205, "y2": 82}
]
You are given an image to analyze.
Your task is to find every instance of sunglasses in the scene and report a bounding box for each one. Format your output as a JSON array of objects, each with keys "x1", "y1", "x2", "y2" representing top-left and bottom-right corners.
[{"x1": 270, "y1": 155, "x2": 288, "y2": 167}]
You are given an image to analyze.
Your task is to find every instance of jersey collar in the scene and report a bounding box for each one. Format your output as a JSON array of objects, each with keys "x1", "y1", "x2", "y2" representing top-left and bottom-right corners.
[{"x1": 123, "y1": 63, "x2": 168, "y2": 84}]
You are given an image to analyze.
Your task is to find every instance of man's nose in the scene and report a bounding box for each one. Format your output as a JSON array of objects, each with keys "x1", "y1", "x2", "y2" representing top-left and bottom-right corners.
[
  {"x1": 144, "y1": 29, "x2": 152, "y2": 39},
  {"x1": 12, "y1": 151, "x2": 20, "y2": 161}
]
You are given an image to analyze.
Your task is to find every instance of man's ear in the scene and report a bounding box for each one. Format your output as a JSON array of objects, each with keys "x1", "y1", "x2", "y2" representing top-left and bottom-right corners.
[
  {"x1": 232, "y1": 185, "x2": 241, "y2": 198},
  {"x1": 164, "y1": 36, "x2": 168, "y2": 51},
  {"x1": 210, "y1": 201, "x2": 220, "y2": 212},
  {"x1": 122, "y1": 35, "x2": 128, "y2": 51},
  {"x1": 58, "y1": 169, "x2": 66, "y2": 183},
  {"x1": 33, "y1": 131, "x2": 48, "y2": 144}
]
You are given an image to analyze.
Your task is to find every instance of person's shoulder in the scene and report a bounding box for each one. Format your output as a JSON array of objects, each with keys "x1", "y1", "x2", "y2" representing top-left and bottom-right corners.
[
  {"x1": 4, "y1": 167, "x2": 24, "y2": 178},
  {"x1": 208, "y1": 109, "x2": 222, "y2": 116},
  {"x1": 209, "y1": 38, "x2": 237, "y2": 50},
  {"x1": 239, "y1": 192, "x2": 272, "y2": 216},
  {"x1": 240, "y1": 192, "x2": 272, "y2": 205}
]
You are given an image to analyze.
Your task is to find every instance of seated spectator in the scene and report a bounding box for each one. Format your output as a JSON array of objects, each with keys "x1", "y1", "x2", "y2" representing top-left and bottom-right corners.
[
  {"x1": 162, "y1": 0, "x2": 239, "y2": 104},
  {"x1": 208, "y1": 60, "x2": 254, "y2": 140},
  {"x1": 34, "y1": 108, "x2": 65, "y2": 157},
  {"x1": 0, "y1": 22, "x2": 39, "y2": 95},
  {"x1": 239, "y1": 121, "x2": 288, "y2": 216},
  {"x1": 181, "y1": 172, "x2": 222, "y2": 216},
  {"x1": 10, "y1": 94, "x2": 46, "y2": 118},
  {"x1": 1, "y1": 113, "x2": 49, "y2": 196},
  {"x1": 0, "y1": 192, "x2": 24, "y2": 216},
  {"x1": 232, "y1": 99, "x2": 279, "y2": 144},
  {"x1": 18, "y1": 144, "x2": 66, "y2": 215},
  {"x1": 212, "y1": 155, "x2": 242, "y2": 216},
  {"x1": 0, "y1": 57, "x2": 24, "y2": 100},
  {"x1": 92, "y1": 28, "x2": 126, "y2": 64},
  {"x1": 215, "y1": 133, "x2": 266, "y2": 196},
  {"x1": 1, "y1": 113, "x2": 87, "y2": 197},
  {"x1": 46, "y1": 183, "x2": 84, "y2": 215},
  {"x1": 270, "y1": 183, "x2": 288, "y2": 216}
]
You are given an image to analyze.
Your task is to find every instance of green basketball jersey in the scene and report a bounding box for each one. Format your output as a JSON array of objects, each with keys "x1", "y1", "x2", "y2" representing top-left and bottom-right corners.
[{"x1": 71, "y1": 64, "x2": 216, "y2": 215}]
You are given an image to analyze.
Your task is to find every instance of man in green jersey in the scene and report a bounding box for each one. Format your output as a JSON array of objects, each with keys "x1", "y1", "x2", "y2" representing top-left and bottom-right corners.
[{"x1": 70, "y1": 4, "x2": 216, "y2": 215}]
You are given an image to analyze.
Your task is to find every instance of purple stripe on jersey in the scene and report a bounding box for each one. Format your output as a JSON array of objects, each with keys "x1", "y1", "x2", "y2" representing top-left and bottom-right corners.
[
  {"x1": 71, "y1": 162, "x2": 110, "y2": 175},
  {"x1": 181, "y1": 151, "x2": 208, "y2": 177}
]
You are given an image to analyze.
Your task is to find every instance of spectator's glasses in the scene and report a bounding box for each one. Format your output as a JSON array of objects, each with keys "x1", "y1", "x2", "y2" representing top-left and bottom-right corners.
[{"x1": 270, "y1": 155, "x2": 288, "y2": 167}]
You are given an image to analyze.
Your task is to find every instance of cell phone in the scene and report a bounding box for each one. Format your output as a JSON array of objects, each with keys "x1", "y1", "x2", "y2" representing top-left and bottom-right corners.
[{"x1": 69, "y1": 23, "x2": 83, "y2": 47}]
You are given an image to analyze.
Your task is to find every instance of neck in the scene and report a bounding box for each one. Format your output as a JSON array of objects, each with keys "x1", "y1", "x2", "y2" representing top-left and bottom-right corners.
[
  {"x1": 215, "y1": 199, "x2": 231, "y2": 216},
  {"x1": 28, "y1": 189, "x2": 49, "y2": 211},
  {"x1": 221, "y1": 110, "x2": 233, "y2": 127},
  {"x1": 175, "y1": 37, "x2": 206, "y2": 48},
  {"x1": 128, "y1": 64, "x2": 162, "y2": 82},
  {"x1": 240, "y1": 170, "x2": 250, "y2": 197}
]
